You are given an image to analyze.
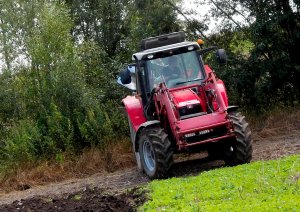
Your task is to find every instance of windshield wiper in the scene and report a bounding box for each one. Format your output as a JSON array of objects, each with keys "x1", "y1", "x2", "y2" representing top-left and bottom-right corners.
[{"x1": 175, "y1": 78, "x2": 202, "y2": 85}]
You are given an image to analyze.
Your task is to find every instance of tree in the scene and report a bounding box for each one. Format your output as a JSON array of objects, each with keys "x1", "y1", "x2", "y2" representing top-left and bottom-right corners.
[
  {"x1": 65, "y1": 0, "x2": 130, "y2": 57},
  {"x1": 0, "y1": 1, "x2": 122, "y2": 166},
  {"x1": 192, "y1": 0, "x2": 300, "y2": 108}
]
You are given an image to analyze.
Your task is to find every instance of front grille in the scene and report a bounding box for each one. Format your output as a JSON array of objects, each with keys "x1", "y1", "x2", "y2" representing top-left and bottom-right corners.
[{"x1": 184, "y1": 126, "x2": 228, "y2": 144}]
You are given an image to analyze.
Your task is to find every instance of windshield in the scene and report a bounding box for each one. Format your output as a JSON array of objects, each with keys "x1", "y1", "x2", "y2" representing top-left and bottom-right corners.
[{"x1": 146, "y1": 51, "x2": 205, "y2": 89}]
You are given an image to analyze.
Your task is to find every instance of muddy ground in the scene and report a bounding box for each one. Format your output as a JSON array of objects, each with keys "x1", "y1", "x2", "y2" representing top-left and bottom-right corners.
[{"x1": 0, "y1": 132, "x2": 299, "y2": 211}]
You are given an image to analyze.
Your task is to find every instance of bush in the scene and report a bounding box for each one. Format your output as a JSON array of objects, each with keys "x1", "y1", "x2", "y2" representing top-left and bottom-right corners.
[
  {"x1": 0, "y1": 2, "x2": 128, "y2": 170},
  {"x1": 0, "y1": 120, "x2": 42, "y2": 166}
]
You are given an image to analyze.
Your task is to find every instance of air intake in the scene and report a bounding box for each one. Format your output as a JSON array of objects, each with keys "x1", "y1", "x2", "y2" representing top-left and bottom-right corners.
[{"x1": 140, "y1": 31, "x2": 185, "y2": 51}]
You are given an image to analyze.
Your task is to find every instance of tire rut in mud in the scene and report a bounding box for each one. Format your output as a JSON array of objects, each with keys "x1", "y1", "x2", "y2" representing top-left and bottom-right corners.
[{"x1": 0, "y1": 187, "x2": 147, "y2": 212}]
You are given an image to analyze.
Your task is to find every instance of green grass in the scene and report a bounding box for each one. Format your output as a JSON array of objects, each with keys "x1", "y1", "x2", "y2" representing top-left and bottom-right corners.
[{"x1": 140, "y1": 155, "x2": 300, "y2": 211}]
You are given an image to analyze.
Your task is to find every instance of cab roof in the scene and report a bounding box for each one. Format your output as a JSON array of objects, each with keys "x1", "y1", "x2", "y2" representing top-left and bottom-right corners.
[{"x1": 132, "y1": 41, "x2": 200, "y2": 61}]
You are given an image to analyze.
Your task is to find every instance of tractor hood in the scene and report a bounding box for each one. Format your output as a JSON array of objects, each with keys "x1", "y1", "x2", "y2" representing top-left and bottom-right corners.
[
  {"x1": 171, "y1": 89, "x2": 200, "y2": 107},
  {"x1": 170, "y1": 89, "x2": 205, "y2": 119}
]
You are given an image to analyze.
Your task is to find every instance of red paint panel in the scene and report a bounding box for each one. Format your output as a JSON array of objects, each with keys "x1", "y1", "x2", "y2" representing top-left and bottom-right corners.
[
  {"x1": 171, "y1": 89, "x2": 200, "y2": 106},
  {"x1": 176, "y1": 112, "x2": 228, "y2": 135},
  {"x1": 184, "y1": 134, "x2": 235, "y2": 147},
  {"x1": 122, "y1": 95, "x2": 147, "y2": 132}
]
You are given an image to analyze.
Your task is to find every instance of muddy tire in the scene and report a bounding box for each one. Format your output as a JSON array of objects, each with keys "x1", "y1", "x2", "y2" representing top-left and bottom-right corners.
[
  {"x1": 224, "y1": 111, "x2": 253, "y2": 166},
  {"x1": 138, "y1": 127, "x2": 173, "y2": 179}
]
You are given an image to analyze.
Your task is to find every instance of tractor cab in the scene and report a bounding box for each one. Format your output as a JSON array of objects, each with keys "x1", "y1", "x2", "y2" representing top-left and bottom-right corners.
[
  {"x1": 119, "y1": 32, "x2": 208, "y2": 106},
  {"x1": 140, "y1": 48, "x2": 206, "y2": 90}
]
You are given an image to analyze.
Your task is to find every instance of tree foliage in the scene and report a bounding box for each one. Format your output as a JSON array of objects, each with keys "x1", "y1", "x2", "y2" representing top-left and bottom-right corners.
[
  {"x1": 0, "y1": 1, "x2": 120, "y2": 166},
  {"x1": 0, "y1": 0, "x2": 182, "y2": 167},
  {"x1": 0, "y1": 0, "x2": 299, "y2": 168},
  {"x1": 192, "y1": 0, "x2": 300, "y2": 109}
]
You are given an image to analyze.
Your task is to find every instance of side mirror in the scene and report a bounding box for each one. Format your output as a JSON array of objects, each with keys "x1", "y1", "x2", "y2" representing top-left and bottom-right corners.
[
  {"x1": 216, "y1": 49, "x2": 227, "y2": 64},
  {"x1": 117, "y1": 64, "x2": 136, "y2": 91}
]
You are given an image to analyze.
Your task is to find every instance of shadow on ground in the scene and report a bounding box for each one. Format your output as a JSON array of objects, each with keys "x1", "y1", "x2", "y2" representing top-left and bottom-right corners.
[{"x1": 171, "y1": 152, "x2": 225, "y2": 178}]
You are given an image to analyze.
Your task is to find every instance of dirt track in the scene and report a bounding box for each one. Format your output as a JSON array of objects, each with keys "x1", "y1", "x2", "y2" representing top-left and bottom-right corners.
[{"x1": 0, "y1": 132, "x2": 299, "y2": 211}]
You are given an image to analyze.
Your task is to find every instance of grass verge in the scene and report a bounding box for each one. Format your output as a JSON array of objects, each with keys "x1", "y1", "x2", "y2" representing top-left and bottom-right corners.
[{"x1": 140, "y1": 154, "x2": 300, "y2": 211}]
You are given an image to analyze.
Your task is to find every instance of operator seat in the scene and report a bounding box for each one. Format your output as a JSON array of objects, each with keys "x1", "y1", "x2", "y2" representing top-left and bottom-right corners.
[{"x1": 162, "y1": 66, "x2": 183, "y2": 88}]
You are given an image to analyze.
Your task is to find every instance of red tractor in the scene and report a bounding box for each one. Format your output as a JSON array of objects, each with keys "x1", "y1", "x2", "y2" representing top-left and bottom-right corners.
[{"x1": 118, "y1": 32, "x2": 252, "y2": 179}]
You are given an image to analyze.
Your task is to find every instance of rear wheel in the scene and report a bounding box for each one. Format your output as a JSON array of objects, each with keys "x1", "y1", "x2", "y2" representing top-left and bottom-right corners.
[
  {"x1": 224, "y1": 111, "x2": 253, "y2": 165},
  {"x1": 127, "y1": 117, "x2": 143, "y2": 172},
  {"x1": 138, "y1": 126, "x2": 173, "y2": 179}
]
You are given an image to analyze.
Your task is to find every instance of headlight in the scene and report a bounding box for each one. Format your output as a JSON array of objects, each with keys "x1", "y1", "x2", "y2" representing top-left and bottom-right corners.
[{"x1": 179, "y1": 103, "x2": 202, "y2": 117}]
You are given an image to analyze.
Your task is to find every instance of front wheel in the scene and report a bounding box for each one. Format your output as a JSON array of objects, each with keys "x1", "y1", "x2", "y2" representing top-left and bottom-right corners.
[
  {"x1": 224, "y1": 111, "x2": 253, "y2": 166},
  {"x1": 138, "y1": 127, "x2": 173, "y2": 179}
]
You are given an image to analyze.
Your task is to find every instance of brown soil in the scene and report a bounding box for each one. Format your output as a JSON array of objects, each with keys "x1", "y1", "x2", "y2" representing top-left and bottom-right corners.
[
  {"x1": 0, "y1": 187, "x2": 146, "y2": 212},
  {"x1": 0, "y1": 132, "x2": 299, "y2": 211}
]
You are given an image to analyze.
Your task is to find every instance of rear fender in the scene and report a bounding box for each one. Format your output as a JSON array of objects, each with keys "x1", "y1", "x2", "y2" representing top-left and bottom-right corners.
[
  {"x1": 134, "y1": 120, "x2": 160, "y2": 152},
  {"x1": 122, "y1": 95, "x2": 147, "y2": 134},
  {"x1": 204, "y1": 65, "x2": 229, "y2": 108},
  {"x1": 216, "y1": 80, "x2": 229, "y2": 107},
  {"x1": 204, "y1": 64, "x2": 213, "y2": 76}
]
